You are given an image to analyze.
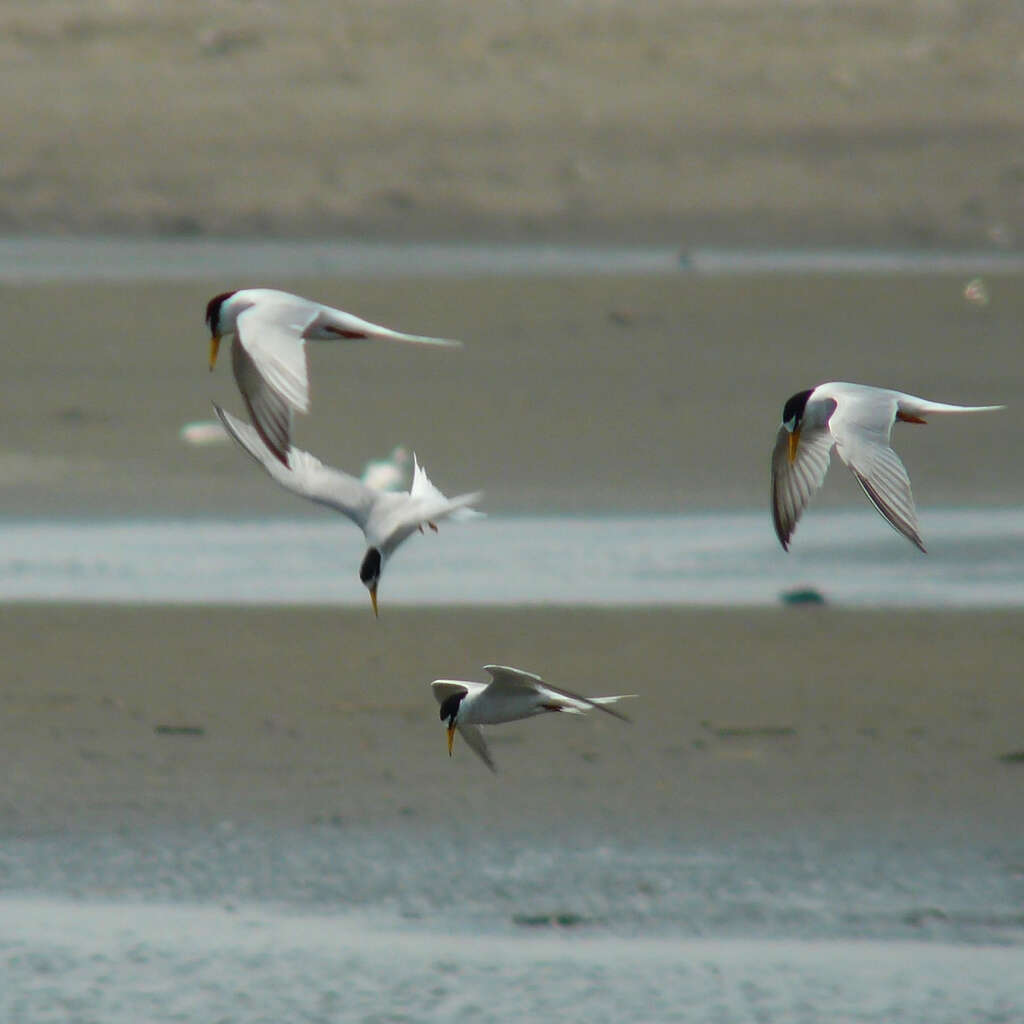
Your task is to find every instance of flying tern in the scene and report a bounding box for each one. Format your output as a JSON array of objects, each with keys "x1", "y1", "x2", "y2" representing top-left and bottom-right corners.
[
  {"x1": 214, "y1": 404, "x2": 481, "y2": 615},
  {"x1": 432, "y1": 664, "x2": 634, "y2": 772},
  {"x1": 205, "y1": 288, "x2": 460, "y2": 465},
  {"x1": 772, "y1": 382, "x2": 1003, "y2": 552}
]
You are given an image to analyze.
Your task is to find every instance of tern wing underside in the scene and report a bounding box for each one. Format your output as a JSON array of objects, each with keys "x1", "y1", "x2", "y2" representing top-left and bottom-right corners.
[
  {"x1": 827, "y1": 395, "x2": 925, "y2": 552},
  {"x1": 230, "y1": 338, "x2": 296, "y2": 466},
  {"x1": 456, "y1": 723, "x2": 497, "y2": 773},
  {"x1": 214, "y1": 404, "x2": 376, "y2": 530},
  {"x1": 770, "y1": 424, "x2": 834, "y2": 550},
  {"x1": 229, "y1": 298, "x2": 319, "y2": 464},
  {"x1": 836, "y1": 435, "x2": 925, "y2": 551}
]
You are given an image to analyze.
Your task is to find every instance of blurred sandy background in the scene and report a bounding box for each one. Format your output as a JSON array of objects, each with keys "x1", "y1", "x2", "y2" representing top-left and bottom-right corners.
[
  {"x1": 0, "y1": 1, "x2": 1022, "y2": 849},
  {"x1": 3, "y1": 603, "x2": 1022, "y2": 836},
  {"x1": 1, "y1": 0, "x2": 1022, "y2": 247},
  {"x1": 2, "y1": 272, "x2": 1020, "y2": 516}
]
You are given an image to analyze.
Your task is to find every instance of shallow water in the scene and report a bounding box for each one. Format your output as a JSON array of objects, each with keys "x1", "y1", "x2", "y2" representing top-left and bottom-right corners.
[
  {"x1": 1, "y1": 509, "x2": 1022, "y2": 608},
  {"x1": 1, "y1": 824, "x2": 1022, "y2": 1022},
  {"x1": 2, "y1": 236, "x2": 1023, "y2": 282},
  {"x1": 3, "y1": 902, "x2": 1022, "y2": 1023}
]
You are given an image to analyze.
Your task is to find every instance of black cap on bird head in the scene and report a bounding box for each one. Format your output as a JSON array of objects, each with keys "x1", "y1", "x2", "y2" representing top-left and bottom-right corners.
[
  {"x1": 781, "y1": 389, "x2": 814, "y2": 430},
  {"x1": 205, "y1": 291, "x2": 237, "y2": 334},
  {"x1": 439, "y1": 690, "x2": 466, "y2": 757},
  {"x1": 438, "y1": 692, "x2": 465, "y2": 724},
  {"x1": 359, "y1": 547, "x2": 383, "y2": 617},
  {"x1": 205, "y1": 290, "x2": 237, "y2": 372}
]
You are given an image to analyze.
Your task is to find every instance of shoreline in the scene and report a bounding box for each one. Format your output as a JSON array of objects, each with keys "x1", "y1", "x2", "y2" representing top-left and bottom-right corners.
[
  {"x1": 1, "y1": 511, "x2": 1023, "y2": 609},
  {"x1": 2, "y1": 235, "x2": 1024, "y2": 285}
]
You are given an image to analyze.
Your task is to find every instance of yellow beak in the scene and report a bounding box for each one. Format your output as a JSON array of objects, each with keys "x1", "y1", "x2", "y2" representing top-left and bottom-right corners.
[
  {"x1": 209, "y1": 334, "x2": 221, "y2": 371},
  {"x1": 447, "y1": 722, "x2": 456, "y2": 756},
  {"x1": 369, "y1": 585, "x2": 379, "y2": 618},
  {"x1": 788, "y1": 426, "x2": 801, "y2": 463}
]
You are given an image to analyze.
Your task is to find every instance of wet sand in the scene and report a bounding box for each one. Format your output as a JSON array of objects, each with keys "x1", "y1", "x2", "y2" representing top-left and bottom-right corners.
[
  {"x1": 2, "y1": 2, "x2": 1023, "y2": 247},
  {"x1": 2, "y1": 603, "x2": 1021, "y2": 840},
  {"x1": 1, "y1": 259, "x2": 1021, "y2": 849},
  {"x1": 2, "y1": 271, "x2": 1021, "y2": 516}
]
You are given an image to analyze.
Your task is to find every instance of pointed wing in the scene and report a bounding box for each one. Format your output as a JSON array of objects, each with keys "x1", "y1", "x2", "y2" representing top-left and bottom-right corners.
[
  {"x1": 482, "y1": 665, "x2": 632, "y2": 722},
  {"x1": 770, "y1": 424, "x2": 835, "y2": 550},
  {"x1": 230, "y1": 298, "x2": 318, "y2": 464},
  {"x1": 455, "y1": 723, "x2": 497, "y2": 773},
  {"x1": 829, "y1": 393, "x2": 925, "y2": 552},
  {"x1": 235, "y1": 298, "x2": 314, "y2": 411},
  {"x1": 314, "y1": 304, "x2": 463, "y2": 349},
  {"x1": 214, "y1": 405, "x2": 377, "y2": 530},
  {"x1": 230, "y1": 337, "x2": 294, "y2": 466},
  {"x1": 431, "y1": 680, "x2": 469, "y2": 707},
  {"x1": 482, "y1": 665, "x2": 546, "y2": 690}
]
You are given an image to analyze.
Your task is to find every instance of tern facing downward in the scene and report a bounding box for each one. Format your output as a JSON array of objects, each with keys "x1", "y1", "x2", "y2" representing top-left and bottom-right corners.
[
  {"x1": 205, "y1": 288, "x2": 461, "y2": 466},
  {"x1": 772, "y1": 382, "x2": 1003, "y2": 552},
  {"x1": 433, "y1": 665, "x2": 635, "y2": 772},
  {"x1": 214, "y1": 404, "x2": 482, "y2": 616}
]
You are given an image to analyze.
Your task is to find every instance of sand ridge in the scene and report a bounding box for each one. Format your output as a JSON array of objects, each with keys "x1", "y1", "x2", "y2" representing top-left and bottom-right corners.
[{"x1": 1, "y1": 1, "x2": 1022, "y2": 246}]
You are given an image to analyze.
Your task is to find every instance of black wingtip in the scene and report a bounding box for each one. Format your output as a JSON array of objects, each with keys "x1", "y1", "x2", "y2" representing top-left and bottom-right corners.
[
  {"x1": 773, "y1": 521, "x2": 792, "y2": 552},
  {"x1": 239, "y1": 396, "x2": 290, "y2": 467},
  {"x1": 598, "y1": 702, "x2": 632, "y2": 724},
  {"x1": 253, "y1": 424, "x2": 289, "y2": 466}
]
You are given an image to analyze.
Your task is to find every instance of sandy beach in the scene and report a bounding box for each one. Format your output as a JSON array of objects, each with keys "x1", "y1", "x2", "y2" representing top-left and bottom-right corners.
[
  {"x1": 2, "y1": 265, "x2": 1021, "y2": 845},
  {"x1": 2, "y1": 602, "x2": 1021, "y2": 841},
  {"x1": 2, "y1": 5, "x2": 1023, "y2": 1016},
  {"x1": 1, "y1": 1, "x2": 1023, "y2": 248},
  {"x1": 4, "y1": 604, "x2": 1024, "y2": 1017}
]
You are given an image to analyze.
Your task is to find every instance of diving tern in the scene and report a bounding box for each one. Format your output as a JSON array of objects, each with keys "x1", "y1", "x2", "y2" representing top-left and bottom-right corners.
[{"x1": 214, "y1": 404, "x2": 481, "y2": 616}]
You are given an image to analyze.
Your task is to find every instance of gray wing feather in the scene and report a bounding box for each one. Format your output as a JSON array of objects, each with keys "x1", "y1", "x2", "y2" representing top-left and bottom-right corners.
[
  {"x1": 827, "y1": 395, "x2": 925, "y2": 552},
  {"x1": 810, "y1": 387, "x2": 923, "y2": 551},
  {"x1": 770, "y1": 425, "x2": 834, "y2": 550},
  {"x1": 235, "y1": 301, "x2": 312, "y2": 411},
  {"x1": 231, "y1": 338, "x2": 293, "y2": 465},
  {"x1": 483, "y1": 665, "x2": 546, "y2": 689},
  {"x1": 456, "y1": 723, "x2": 497, "y2": 773},
  {"x1": 843, "y1": 443, "x2": 925, "y2": 552},
  {"x1": 213, "y1": 404, "x2": 376, "y2": 529}
]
